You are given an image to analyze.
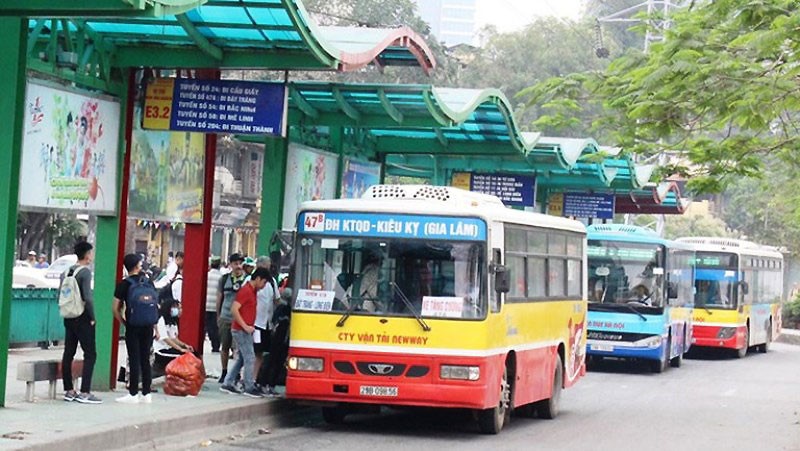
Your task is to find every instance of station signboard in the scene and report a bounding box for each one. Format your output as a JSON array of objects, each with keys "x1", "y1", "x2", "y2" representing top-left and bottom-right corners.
[
  {"x1": 548, "y1": 192, "x2": 615, "y2": 219},
  {"x1": 451, "y1": 172, "x2": 535, "y2": 207}
]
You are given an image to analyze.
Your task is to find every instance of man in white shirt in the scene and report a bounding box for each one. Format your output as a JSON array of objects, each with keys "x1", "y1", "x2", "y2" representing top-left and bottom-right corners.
[
  {"x1": 156, "y1": 251, "x2": 184, "y2": 289},
  {"x1": 205, "y1": 256, "x2": 223, "y2": 352},
  {"x1": 253, "y1": 255, "x2": 278, "y2": 390}
]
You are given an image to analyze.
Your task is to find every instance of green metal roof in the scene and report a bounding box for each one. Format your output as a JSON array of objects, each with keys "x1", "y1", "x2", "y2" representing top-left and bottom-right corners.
[{"x1": 23, "y1": 0, "x2": 436, "y2": 71}]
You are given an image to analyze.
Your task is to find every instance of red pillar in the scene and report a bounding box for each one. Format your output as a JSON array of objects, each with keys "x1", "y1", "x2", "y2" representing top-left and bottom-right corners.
[
  {"x1": 110, "y1": 68, "x2": 137, "y2": 386},
  {"x1": 178, "y1": 70, "x2": 219, "y2": 352}
]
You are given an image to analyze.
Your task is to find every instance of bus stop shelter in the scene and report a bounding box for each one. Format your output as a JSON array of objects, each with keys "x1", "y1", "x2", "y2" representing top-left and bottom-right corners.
[{"x1": 0, "y1": 0, "x2": 436, "y2": 406}]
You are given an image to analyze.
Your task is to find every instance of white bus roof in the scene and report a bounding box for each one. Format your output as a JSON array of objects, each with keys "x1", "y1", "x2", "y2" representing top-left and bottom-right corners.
[
  {"x1": 675, "y1": 237, "x2": 783, "y2": 259},
  {"x1": 297, "y1": 185, "x2": 586, "y2": 234}
]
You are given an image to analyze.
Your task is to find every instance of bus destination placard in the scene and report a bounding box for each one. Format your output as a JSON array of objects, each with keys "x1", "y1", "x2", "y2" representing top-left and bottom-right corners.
[{"x1": 299, "y1": 212, "x2": 487, "y2": 241}]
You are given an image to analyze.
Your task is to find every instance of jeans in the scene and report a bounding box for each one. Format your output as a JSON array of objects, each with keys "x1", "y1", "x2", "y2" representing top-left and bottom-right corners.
[
  {"x1": 205, "y1": 311, "x2": 220, "y2": 352},
  {"x1": 62, "y1": 314, "x2": 97, "y2": 393},
  {"x1": 126, "y1": 325, "x2": 154, "y2": 396},
  {"x1": 224, "y1": 329, "x2": 255, "y2": 392}
]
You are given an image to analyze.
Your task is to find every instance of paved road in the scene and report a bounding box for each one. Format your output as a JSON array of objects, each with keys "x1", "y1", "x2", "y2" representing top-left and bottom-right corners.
[{"x1": 204, "y1": 343, "x2": 800, "y2": 451}]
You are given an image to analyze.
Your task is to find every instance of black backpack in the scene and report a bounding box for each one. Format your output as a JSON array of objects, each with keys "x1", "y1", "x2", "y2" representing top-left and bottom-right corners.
[{"x1": 159, "y1": 274, "x2": 181, "y2": 304}]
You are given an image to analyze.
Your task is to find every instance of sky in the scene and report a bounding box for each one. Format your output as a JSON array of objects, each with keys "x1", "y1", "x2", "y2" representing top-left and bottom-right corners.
[{"x1": 476, "y1": 0, "x2": 584, "y2": 32}]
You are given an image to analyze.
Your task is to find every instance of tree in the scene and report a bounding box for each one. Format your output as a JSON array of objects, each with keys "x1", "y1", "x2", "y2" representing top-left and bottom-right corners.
[
  {"x1": 521, "y1": 0, "x2": 800, "y2": 192},
  {"x1": 17, "y1": 213, "x2": 86, "y2": 258}
]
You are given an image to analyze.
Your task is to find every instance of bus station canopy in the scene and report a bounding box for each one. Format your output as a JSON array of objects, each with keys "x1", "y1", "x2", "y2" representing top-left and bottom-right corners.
[
  {"x1": 287, "y1": 82, "x2": 663, "y2": 196},
  {"x1": 18, "y1": 0, "x2": 436, "y2": 72},
  {"x1": 615, "y1": 182, "x2": 689, "y2": 215}
]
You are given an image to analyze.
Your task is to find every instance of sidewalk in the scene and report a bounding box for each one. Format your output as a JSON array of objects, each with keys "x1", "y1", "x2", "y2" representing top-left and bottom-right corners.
[
  {"x1": 0, "y1": 342, "x2": 292, "y2": 450},
  {"x1": 778, "y1": 328, "x2": 800, "y2": 345}
]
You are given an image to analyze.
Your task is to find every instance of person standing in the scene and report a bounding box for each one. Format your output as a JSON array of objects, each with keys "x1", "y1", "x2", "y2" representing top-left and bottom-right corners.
[
  {"x1": 220, "y1": 267, "x2": 270, "y2": 398},
  {"x1": 61, "y1": 241, "x2": 101, "y2": 404},
  {"x1": 205, "y1": 256, "x2": 223, "y2": 353},
  {"x1": 25, "y1": 250, "x2": 37, "y2": 267},
  {"x1": 253, "y1": 256, "x2": 279, "y2": 390},
  {"x1": 113, "y1": 254, "x2": 159, "y2": 404},
  {"x1": 264, "y1": 287, "x2": 292, "y2": 397},
  {"x1": 156, "y1": 251, "x2": 184, "y2": 289},
  {"x1": 216, "y1": 253, "x2": 246, "y2": 383},
  {"x1": 35, "y1": 253, "x2": 50, "y2": 269}
]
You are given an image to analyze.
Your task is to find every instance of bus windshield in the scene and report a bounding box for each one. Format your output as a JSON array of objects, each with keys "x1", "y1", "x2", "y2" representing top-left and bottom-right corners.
[
  {"x1": 694, "y1": 251, "x2": 738, "y2": 309},
  {"x1": 588, "y1": 240, "x2": 666, "y2": 307},
  {"x1": 295, "y1": 235, "x2": 487, "y2": 320}
]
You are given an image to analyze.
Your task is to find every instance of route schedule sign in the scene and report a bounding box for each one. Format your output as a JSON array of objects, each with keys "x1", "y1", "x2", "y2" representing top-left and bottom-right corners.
[
  {"x1": 549, "y1": 192, "x2": 615, "y2": 219},
  {"x1": 143, "y1": 78, "x2": 286, "y2": 135},
  {"x1": 451, "y1": 172, "x2": 535, "y2": 207}
]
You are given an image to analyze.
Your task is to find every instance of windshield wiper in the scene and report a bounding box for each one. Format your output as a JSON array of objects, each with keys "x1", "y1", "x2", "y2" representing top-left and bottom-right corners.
[
  {"x1": 622, "y1": 303, "x2": 648, "y2": 321},
  {"x1": 700, "y1": 305, "x2": 714, "y2": 315},
  {"x1": 336, "y1": 295, "x2": 358, "y2": 327},
  {"x1": 390, "y1": 281, "x2": 431, "y2": 332}
]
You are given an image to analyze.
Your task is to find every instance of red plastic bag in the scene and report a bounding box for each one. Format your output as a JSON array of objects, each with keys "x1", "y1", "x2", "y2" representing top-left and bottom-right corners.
[{"x1": 163, "y1": 353, "x2": 205, "y2": 397}]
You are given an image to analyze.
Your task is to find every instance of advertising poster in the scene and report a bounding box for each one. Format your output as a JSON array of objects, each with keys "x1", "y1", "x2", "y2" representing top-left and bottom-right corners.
[
  {"x1": 19, "y1": 80, "x2": 121, "y2": 215},
  {"x1": 129, "y1": 107, "x2": 206, "y2": 223},
  {"x1": 242, "y1": 146, "x2": 264, "y2": 199},
  {"x1": 341, "y1": 158, "x2": 381, "y2": 199},
  {"x1": 282, "y1": 144, "x2": 338, "y2": 230}
]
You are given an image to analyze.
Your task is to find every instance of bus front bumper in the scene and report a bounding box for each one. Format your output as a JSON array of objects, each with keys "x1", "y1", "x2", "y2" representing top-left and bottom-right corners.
[
  {"x1": 586, "y1": 337, "x2": 664, "y2": 361},
  {"x1": 691, "y1": 324, "x2": 746, "y2": 349}
]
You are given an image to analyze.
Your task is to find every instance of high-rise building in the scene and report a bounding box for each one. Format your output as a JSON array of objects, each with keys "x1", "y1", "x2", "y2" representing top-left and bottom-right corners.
[{"x1": 413, "y1": 0, "x2": 477, "y2": 46}]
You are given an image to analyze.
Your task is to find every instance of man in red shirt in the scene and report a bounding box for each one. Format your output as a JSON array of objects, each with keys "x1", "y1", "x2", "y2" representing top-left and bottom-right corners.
[{"x1": 220, "y1": 267, "x2": 270, "y2": 398}]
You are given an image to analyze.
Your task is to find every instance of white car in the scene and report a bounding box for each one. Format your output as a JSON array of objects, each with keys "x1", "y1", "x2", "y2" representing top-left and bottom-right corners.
[
  {"x1": 45, "y1": 254, "x2": 78, "y2": 281},
  {"x1": 13, "y1": 266, "x2": 58, "y2": 289}
]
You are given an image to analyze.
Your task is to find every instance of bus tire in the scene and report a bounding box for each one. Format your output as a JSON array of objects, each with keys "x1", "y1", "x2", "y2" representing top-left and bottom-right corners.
[
  {"x1": 651, "y1": 337, "x2": 669, "y2": 373},
  {"x1": 477, "y1": 364, "x2": 511, "y2": 434},
  {"x1": 535, "y1": 354, "x2": 563, "y2": 420},
  {"x1": 322, "y1": 406, "x2": 347, "y2": 425},
  {"x1": 736, "y1": 326, "x2": 749, "y2": 359},
  {"x1": 758, "y1": 321, "x2": 772, "y2": 353}
]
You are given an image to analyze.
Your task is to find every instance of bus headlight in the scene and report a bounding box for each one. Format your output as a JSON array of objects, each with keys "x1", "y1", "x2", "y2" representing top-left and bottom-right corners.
[
  {"x1": 440, "y1": 365, "x2": 480, "y2": 381},
  {"x1": 287, "y1": 357, "x2": 324, "y2": 372},
  {"x1": 717, "y1": 327, "x2": 737, "y2": 339},
  {"x1": 643, "y1": 336, "x2": 663, "y2": 348}
]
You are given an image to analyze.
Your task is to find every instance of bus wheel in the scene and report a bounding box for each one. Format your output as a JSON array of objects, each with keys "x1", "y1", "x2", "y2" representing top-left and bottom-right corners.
[
  {"x1": 477, "y1": 365, "x2": 511, "y2": 434},
  {"x1": 322, "y1": 406, "x2": 348, "y2": 424},
  {"x1": 535, "y1": 354, "x2": 563, "y2": 420},
  {"x1": 736, "y1": 327, "x2": 749, "y2": 359},
  {"x1": 651, "y1": 337, "x2": 669, "y2": 373},
  {"x1": 758, "y1": 322, "x2": 772, "y2": 353}
]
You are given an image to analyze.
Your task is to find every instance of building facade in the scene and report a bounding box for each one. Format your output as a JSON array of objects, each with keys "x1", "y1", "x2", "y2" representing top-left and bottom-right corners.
[{"x1": 413, "y1": 0, "x2": 477, "y2": 46}]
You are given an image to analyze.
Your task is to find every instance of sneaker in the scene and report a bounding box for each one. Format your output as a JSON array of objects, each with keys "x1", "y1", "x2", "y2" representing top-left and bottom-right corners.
[
  {"x1": 265, "y1": 387, "x2": 282, "y2": 398},
  {"x1": 63, "y1": 390, "x2": 78, "y2": 402},
  {"x1": 217, "y1": 370, "x2": 227, "y2": 384},
  {"x1": 76, "y1": 393, "x2": 102, "y2": 404},
  {"x1": 242, "y1": 388, "x2": 264, "y2": 399},
  {"x1": 140, "y1": 393, "x2": 153, "y2": 404},
  {"x1": 219, "y1": 384, "x2": 241, "y2": 395},
  {"x1": 115, "y1": 394, "x2": 140, "y2": 404}
]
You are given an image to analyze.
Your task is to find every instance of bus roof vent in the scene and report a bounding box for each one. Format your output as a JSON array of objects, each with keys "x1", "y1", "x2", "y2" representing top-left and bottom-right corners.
[
  {"x1": 588, "y1": 224, "x2": 657, "y2": 236},
  {"x1": 676, "y1": 237, "x2": 759, "y2": 249},
  {"x1": 362, "y1": 185, "x2": 505, "y2": 207}
]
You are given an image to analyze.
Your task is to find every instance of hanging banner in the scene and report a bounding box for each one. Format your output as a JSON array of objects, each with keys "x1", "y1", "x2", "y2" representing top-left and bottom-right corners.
[
  {"x1": 341, "y1": 158, "x2": 381, "y2": 199},
  {"x1": 241, "y1": 146, "x2": 264, "y2": 199},
  {"x1": 282, "y1": 144, "x2": 338, "y2": 230},
  {"x1": 451, "y1": 172, "x2": 536, "y2": 207},
  {"x1": 19, "y1": 79, "x2": 121, "y2": 215},
  {"x1": 549, "y1": 192, "x2": 615, "y2": 219},
  {"x1": 142, "y1": 78, "x2": 287, "y2": 136},
  {"x1": 129, "y1": 107, "x2": 206, "y2": 223}
]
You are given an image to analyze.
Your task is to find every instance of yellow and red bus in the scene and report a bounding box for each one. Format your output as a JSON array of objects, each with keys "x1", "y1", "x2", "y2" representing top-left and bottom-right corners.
[
  {"x1": 676, "y1": 237, "x2": 783, "y2": 357},
  {"x1": 285, "y1": 185, "x2": 587, "y2": 434}
]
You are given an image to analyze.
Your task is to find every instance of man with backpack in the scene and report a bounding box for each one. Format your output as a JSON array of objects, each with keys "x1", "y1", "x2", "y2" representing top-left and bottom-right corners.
[
  {"x1": 216, "y1": 253, "x2": 246, "y2": 383},
  {"x1": 60, "y1": 241, "x2": 101, "y2": 404},
  {"x1": 113, "y1": 254, "x2": 161, "y2": 404}
]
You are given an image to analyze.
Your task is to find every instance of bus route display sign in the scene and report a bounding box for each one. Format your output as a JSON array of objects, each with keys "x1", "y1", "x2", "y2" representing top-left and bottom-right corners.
[
  {"x1": 451, "y1": 172, "x2": 535, "y2": 207},
  {"x1": 298, "y1": 212, "x2": 487, "y2": 241},
  {"x1": 549, "y1": 192, "x2": 615, "y2": 219},
  {"x1": 142, "y1": 78, "x2": 287, "y2": 136}
]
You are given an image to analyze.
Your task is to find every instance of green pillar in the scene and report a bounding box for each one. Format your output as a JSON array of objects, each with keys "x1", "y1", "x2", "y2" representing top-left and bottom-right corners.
[
  {"x1": 257, "y1": 136, "x2": 289, "y2": 255},
  {"x1": 331, "y1": 127, "x2": 344, "y2": 198},
  {"x1": 91, "y1": 72, "x2": 130, "y2": 391},
  {"x1": 0, "y1": 18, "x2": 27, "y2": 407}
]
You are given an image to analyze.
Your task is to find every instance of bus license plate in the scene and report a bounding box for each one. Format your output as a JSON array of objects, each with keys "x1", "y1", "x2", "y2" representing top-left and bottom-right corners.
[
  {"x1": 359, "y1": 386, "x2": 398, "y2": 397},
  {"x1": 591, "y1": 344, "x2": 614, "y2": 352}
]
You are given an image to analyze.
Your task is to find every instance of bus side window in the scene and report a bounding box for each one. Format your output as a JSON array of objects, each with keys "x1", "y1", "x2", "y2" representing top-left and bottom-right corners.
[{"x1": 491, "y1": 248, "x2": 502, "y2": 313}]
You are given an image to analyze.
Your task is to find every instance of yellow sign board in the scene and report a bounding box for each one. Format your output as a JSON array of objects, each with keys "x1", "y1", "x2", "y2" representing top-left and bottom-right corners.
[
  {"x1": 451, "y1": 172, "x2": 471, "y2": 191},
  {"x1": 142, "y1": 78, "x2": 175, "y2": 130},
  {"x1": 547, "y1": 193, "x2": 564, "y2": 217}
]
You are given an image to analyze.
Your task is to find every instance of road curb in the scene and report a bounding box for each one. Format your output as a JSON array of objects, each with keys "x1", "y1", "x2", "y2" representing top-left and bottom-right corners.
[
  {"x1": 777, "y1": 329, "x2": 800, "y2": 346},
  {"x1": 17, "y1": 398, "x2": 296, "y2": 451}
]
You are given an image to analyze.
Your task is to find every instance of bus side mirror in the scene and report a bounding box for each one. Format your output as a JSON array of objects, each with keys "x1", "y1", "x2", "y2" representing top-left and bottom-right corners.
[
  {"x1": 494, "y1": 265, "x2": 510, "y2": 294},
  {"x1": 739, "y1": 281, "x2": 749, "y2": 295},
  {"x1": 667, "y1": 282, "x2": 678, "y2": 300}
]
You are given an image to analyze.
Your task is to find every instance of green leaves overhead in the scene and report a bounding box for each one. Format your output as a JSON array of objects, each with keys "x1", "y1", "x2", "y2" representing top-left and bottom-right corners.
[{"x1": 521, "y1": 0, "x2": 800, "y2": 193}]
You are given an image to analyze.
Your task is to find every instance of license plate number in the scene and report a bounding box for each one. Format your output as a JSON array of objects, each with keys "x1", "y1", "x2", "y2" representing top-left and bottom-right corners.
[
  {"x1": 359, "y1": 385, "x2": 398, "y2": 397},
  {"x1": 591, "y1": 344, "x2": 614, "y2": 352}
]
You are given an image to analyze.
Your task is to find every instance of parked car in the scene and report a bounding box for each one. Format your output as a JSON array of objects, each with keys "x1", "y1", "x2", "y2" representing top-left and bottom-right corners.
[
  {"x1": 45, "y1": 254, "x2": 78, "y2": 281},
  {"x1": 13, "y1": 266, "x2": 58, "y2": 288}
]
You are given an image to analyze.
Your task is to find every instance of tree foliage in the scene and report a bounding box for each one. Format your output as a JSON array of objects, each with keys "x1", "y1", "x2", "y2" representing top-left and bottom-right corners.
[{"x1": 521, "y1": 0, "x2": 800, "y2": 193}]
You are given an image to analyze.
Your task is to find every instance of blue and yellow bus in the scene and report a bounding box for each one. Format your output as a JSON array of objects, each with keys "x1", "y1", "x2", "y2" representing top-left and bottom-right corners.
[{"x1": 585, "y1": 225, "x2": 694, "y2": 372}]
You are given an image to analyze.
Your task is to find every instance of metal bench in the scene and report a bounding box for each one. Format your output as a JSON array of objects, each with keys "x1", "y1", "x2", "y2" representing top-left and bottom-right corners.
[{"x1": 16, "y1": 360, "x2": 83, "y2": 402}]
